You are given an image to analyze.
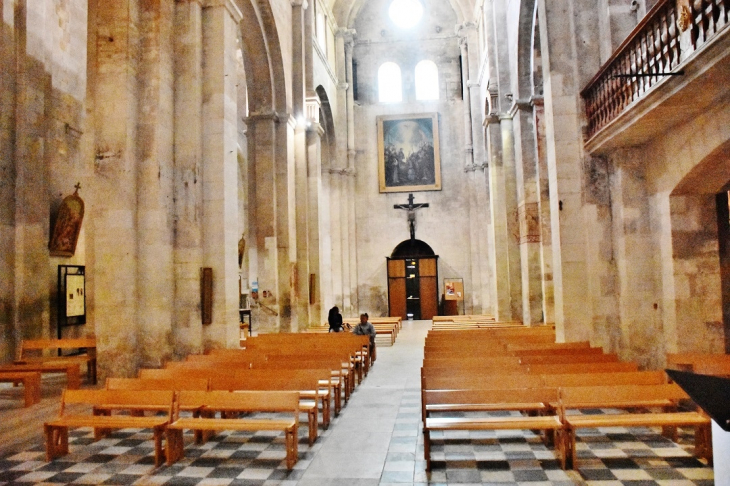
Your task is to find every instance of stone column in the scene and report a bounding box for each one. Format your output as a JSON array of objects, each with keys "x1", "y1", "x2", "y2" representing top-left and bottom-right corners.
[
  {"x1": 532, "y1": 98, "x2": 555, "y2": 324},
  {"x1": 137, "y1": 0, "x2": 175, "y2": 367},
  {"x1": 611, "y1": 152, "x2": 662, "y2": 367},
  {"x1": 291, "y1": 0, "x2": 309, "y2": 331},
  {"x1": 173, "y1": 0, "x2": 204, "y2": 356},
  {"x1": 460, "y1": 29, "x2": 483, "y2": 315},
  {"x1": 342, "y1": 31, "x2": 356, "y2": 315},
  {"x1": 245, "y1": 112, "x2": 279, "y2": 333},
  {"x1": 537, "y1": 0, "x2": 602, "y2": 341},
  {"x1": 201, "y1": 0, "x2": 241, "y2": 347},
  {"x1": 11, "y1": 0, "x2": 52, "y2": 347},
  {"x1": 92, "y1": 0, "x2": 141, "y2": 377},
  {"x1": 0, "y1": 0, "x2": 18, "y2": 362},
  {"x1": 510, "y1": 100, "x2": 544, "y2": 325},
  {"x1": 306, "y1": 98, "x2": 324, "y2": 325}
]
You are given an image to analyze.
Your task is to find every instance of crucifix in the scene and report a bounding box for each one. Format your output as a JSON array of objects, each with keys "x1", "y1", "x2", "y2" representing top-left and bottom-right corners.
[{"x1": 394, "y1": 193, "x2": 429, "y2": 242}]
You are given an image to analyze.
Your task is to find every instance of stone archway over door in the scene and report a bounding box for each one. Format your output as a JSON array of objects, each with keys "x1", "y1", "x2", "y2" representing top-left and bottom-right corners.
[{"x1": 386, "y1": 240, "x2": 439, "y2": 320}]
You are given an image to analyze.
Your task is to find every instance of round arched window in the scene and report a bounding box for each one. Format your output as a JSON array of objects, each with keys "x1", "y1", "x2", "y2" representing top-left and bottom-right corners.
[{"x1": 389, "y1": 0, "x2": 423, "y2": 29}]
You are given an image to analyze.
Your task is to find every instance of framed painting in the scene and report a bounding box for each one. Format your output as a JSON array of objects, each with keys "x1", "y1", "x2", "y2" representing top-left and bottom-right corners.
[{"x1": 377, "y1": 113, "x2": 441, "y2": 193}]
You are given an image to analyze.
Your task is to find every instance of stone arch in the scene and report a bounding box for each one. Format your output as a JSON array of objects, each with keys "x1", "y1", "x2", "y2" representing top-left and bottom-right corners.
[
  {"x1": 667, "y1": 138, "x2": 730, "y2": 354},
  {"x1": 515, "y1": 0, "x2": 537, "y2": 99},
  {"x1": 235, "y1": 0, "x2": 287, "y2": 114},
  {"x1": 315, "y1": 85, "x2": 336, "y2": 171}
]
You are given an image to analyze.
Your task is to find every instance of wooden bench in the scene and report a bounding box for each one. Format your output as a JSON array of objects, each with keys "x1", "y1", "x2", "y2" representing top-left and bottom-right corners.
[
  {"x1": 166, "y1": 390, "x2": 299, "y2": 469},
  {"x1": 558, "y1": 384, "x2": 712, "y2": 469},
  {"x1": 0, "y1": 371, "x2": 41, "y2": 407},
  {"x1": 44, "y1": 389, "x2": 173, "y2": 467},
  {"x1": 423, "y1": 388, "x2": 563, "y2": 471},
  {"x1": 0, "y1": 361, "x2": 83, "y2": 389},
  {"x1": 15, "y1": 337, "x2": 97, "y2": 385},
  {"x1": 213, "y1": 369, "x2": 329, "y2": 445}
]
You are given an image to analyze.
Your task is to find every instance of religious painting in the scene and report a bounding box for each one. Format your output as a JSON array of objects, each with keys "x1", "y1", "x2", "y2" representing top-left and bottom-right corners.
[
  {"x1": 377, "y1": 113, "x2": 441, "y2": 193},
  {"x1": 49, "y1": 185, "x2": 84, "y2": 257}
]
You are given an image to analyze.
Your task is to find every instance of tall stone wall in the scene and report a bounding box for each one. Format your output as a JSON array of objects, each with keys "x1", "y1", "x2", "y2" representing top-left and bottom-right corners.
[{"x1": 351, "y1": 0, "x2": 472, "y2": 317}]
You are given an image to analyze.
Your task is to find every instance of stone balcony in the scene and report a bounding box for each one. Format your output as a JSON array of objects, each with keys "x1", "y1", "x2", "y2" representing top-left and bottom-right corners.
[{"x1": 582, "y1": 0, "x2": 730, "y2": 155}]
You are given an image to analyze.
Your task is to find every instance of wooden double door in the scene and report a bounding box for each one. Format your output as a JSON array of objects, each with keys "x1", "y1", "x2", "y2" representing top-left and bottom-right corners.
[{"x1": 387, "y1": 256, "x2": 438, "y2": 320}]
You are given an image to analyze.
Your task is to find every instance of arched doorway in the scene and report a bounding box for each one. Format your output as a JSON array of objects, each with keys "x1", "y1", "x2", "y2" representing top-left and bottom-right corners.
[{"x1": 386, "y1": 240, "x2": 438, "y2": 320}]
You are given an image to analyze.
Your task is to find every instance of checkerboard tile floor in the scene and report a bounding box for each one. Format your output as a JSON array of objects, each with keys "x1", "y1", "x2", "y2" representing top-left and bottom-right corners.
[{"x1": 0, "y1": 403, "x2": 716, "y2": 485}]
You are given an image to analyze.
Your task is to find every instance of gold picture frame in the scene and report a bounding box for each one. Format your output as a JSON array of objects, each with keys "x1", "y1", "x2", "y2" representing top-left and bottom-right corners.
[{"x1": 377, "y1": 113, "x2": 441, "y2": 193}]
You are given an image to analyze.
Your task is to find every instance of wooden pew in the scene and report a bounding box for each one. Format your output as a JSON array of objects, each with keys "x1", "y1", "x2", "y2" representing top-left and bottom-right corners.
[
  {"x1": 250, "y1": 360, "x2": 344, "y2": 415},
  {"x1": 526, "y1": 362, "x2": 639, "y2": 374},
  {"x1": 44, "y1": 389, "x2": 173, "y2": 467},
  {"x1": 422, "y1": 388, "x2": 563, "y2": 471},
  {"x1": 0, "y1": 371, "x2": 41, "y2": 407},
  {"x1": 15, "y1": 337, "x2": 97, "y2": 384},
  {"x1": 166, "y1": 390, "x2": 299, "y2": 469},
  {"x1": 666, "y1": 353, "x2": 730, "y2": 372},
  {"x1": 0, "y1": 361, "x2": 83, "y2": 389},
  {"x1": 518, "y1": 353, "x2": 619, "y2": 365},
  {"x1": 558, "y1": 384, "x2": 712, "y2": 469},
  {"x1": 212, "y1": 370, "x2": 326, "y2": 445},
  {"x1": 693, "y1": 361, "x2": 730, "y2": 377}
]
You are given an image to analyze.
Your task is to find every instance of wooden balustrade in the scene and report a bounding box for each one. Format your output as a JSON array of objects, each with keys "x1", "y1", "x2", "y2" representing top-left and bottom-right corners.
[{"x1": 581, "y1": 0, "x2": 728, "y2": 139}]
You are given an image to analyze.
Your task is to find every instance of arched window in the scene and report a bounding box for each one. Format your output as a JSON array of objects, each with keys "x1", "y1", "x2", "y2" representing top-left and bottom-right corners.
[
  {"x1": 378, "y1": 62, "x2": 403, "y2": 103},
  {"x1": 415, "y1": 60, "x2": 439, "y2": 101}
]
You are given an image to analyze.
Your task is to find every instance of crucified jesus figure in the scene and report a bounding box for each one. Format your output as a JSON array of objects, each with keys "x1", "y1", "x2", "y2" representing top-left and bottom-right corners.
[{"x1": 393, "y1": 193, "x2": 429, "y2": 242}]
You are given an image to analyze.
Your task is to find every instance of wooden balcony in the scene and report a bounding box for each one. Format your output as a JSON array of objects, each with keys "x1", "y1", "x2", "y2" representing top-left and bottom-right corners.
[{"x1": 582, "y1": 0, "x2": 730, "y2": 152}]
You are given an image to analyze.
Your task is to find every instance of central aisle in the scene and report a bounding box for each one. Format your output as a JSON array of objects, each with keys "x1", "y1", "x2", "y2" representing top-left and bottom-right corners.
[{"x1": 298, "y1": 320, "x2": 430, "y2": 485}]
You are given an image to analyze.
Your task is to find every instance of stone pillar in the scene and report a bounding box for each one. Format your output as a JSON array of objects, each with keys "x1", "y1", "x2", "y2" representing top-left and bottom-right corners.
[
  {"x1": 328, "y1": 168, "x2": 344, "y2": 308},
  {"x1": 291, "y1": 0, "x2": 309, "y2": 331},
  {"x1": 137, "y1": 0, "x2": 175, "y2": 367},
  {"x1": 92, "y1": 0, "x2": 141, "y2": 377},
  {"x1": 342, "y1": 31, "x2": 356, "y2": 315},
  {"x1": 537, "y1": 0, "x2": 602, "y2": 341},
  {"x1": 611, "y1": 152, "x2": 662, "y2": 367},
  {"x1": 12, "y1": 0, "x2": 52, "y2": 347},
  {"x1": 459, "y1": 26, "x2": 490, "y2": 315},
  {"x1": 201, "y1": 0, "x2": 241, "y2": 347},
  {"x1": 173, "y1": 0, "x2": 204, "y2": 356},
  {"x1": 0, "y1": 0, "x2": 18, "y2": 361},
  {"x1": 511, "y1": 100, "x2": 544, "y2": 325},
  {"x1": 498, "y1": 113, "x2": 522, "y2": 321},
  {"x1": 532, "y1": 98, "x2": 555, "y2": 324},
  {"x1": 306, "y1": 97, "x2": 323, "y2": 325},
  {"x1": 245, "y1": 113, "x2": 279, "y2": 333}
]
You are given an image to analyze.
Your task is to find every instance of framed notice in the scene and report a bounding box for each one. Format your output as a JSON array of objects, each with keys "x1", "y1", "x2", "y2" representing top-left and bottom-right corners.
[
  {"x1": 66, "y1": 274, "x2": 85, "y2": 317},
  {"x1": 57, "y1": 265, "x2": 86, "y2": 338},
  {"x1": 444, "y1": 278, "x2": 464, "y2": 301}
]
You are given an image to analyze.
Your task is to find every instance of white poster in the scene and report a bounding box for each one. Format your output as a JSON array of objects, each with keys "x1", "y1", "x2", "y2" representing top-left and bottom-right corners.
[{"x1": 66, "y1": 274, "x2": 85, "y2": 317}]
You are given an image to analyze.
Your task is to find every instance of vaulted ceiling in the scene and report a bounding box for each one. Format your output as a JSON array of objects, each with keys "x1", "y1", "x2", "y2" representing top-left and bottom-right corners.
[{"x1": 326, "y1": 0, "x2": 477, "y2": 28}]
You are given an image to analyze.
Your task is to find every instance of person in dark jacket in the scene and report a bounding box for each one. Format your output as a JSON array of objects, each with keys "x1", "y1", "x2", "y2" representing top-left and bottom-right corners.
[{"x1": 328, "y1": 306, "x2": 344, "y2": 332}]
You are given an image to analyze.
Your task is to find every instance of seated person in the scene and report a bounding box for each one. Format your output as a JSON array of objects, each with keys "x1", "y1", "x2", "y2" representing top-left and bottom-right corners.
[
  {"x1": 328, "y1": 306, "x2": 344, "y2": 332},
  {"x1": 352, "y1": 313, "x2": 376, "y2": 363}
]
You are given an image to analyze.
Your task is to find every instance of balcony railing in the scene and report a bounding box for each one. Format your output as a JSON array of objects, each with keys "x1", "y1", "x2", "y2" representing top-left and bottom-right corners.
[{"x1": 581, "y1": 0, "x2": 729, "y2": 140}]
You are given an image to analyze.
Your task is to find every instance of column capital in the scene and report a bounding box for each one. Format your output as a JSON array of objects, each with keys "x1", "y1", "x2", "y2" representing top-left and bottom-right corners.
[
  {"x1": 243, "y1": 110, "x2": 284, "y2": 124},
  {"x1": 306, "y1": 122, "x2": 325, "y2": 137},
  {"x1": 336, "y1": 28, "x2": 356, "y2": 44},
  {"x1": 290, "y1": 0, "x2": 308, "y2": 8},
  {"x1": 456, "y1": 21, "x2": 476, "y2": 41},
  {"x1": 337, "y1": 82, "x2": 349, "y2": 91},
  {"x1": 203, "y1": 0, "x2": 243, "y2": 22},
  {"x1": 483, "y1": 114, "x2": 501, "y2": 127},
  {"x1": 508, "y1": 98, "x2": 533, "y2": 117},
  {"x1": 176, "y1": 0, "x2": 204, "y2": 5}
]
